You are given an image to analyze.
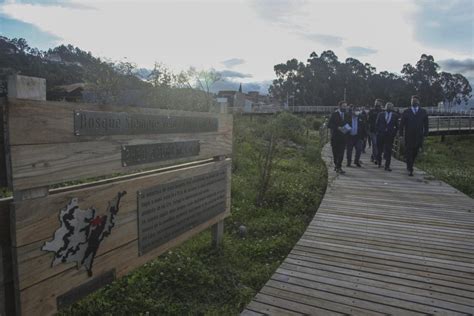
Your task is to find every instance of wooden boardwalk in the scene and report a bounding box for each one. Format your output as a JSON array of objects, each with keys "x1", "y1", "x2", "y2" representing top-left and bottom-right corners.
[{"x1": 242, "y1": 145, "x2": 474, "y2": 315}]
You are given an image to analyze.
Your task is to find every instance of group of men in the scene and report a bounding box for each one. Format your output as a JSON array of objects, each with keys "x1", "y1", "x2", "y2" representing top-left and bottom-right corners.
[{"x1": 328, "y1": 95, "x2": 429, "y2": 176}]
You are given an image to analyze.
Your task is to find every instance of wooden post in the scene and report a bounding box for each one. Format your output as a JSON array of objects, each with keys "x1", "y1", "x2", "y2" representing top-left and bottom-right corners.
[
  {"x1": 211, "y1": 102, "x2": 227, "y2": 248},
  {"x1": 211, "y1": 220, "x2": 224, "y2": 248},
  {"x1": 7, "y1": 75, "x2": 48, "y2": 316}
]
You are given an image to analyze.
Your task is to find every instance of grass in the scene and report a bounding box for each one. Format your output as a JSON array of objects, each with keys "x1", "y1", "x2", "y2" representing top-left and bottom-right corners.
[
  {"x1": 416, "y1": 134, "x2": 474, "y2": 198},
  {"x1": 61, "y1": 114, "x2": 327, "y2": 315}
]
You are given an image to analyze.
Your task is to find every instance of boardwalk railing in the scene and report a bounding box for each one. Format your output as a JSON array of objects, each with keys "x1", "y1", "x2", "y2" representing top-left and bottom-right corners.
[
  {"x1": 229, "y1": 106, "x2": 336, "y2": 115},
  {"x1": 425, "y1": 106, "x2": 473, "y2": 116},
  {"x1": 428, "y1": 115, "x2": 473, "y2": 134}
]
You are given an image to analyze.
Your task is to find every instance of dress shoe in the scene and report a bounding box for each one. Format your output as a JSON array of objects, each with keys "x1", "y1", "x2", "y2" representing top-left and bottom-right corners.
[
  {"x1": 355, "y1": 162, "x2": 361, "y2": 167},
  {"x1": 408, "y1": 171, "x2": 414, "y2": 176},
  {"x1": 385, "y1": 167, "x2": 392, "y2": 172}
]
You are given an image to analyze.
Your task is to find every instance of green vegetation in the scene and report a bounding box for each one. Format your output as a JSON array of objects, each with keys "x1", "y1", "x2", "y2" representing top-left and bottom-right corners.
[
  {"x1": 60, "y1": 114, "x2": 327, "y2": 315},
  {"x1": 0, "y1": 36, "x2": 219, "y2": 111},
  {"x1": 417, "y1": 135, "x2": 474, "y2": 198}
]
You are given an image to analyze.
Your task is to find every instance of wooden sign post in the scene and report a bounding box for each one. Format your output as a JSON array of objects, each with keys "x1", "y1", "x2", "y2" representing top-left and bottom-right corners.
[{"x1": 0, "y1": 75, "x2": 233, "y2": 315}]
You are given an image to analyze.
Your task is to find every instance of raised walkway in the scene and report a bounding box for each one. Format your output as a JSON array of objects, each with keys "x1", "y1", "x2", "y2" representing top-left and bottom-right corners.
[{"x1": 242, "y1": 145, "x2": 474, "y2": 315}]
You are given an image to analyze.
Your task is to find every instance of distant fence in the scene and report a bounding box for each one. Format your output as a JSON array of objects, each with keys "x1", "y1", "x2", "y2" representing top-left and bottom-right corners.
[
  {"x1": 425, "y1": 107, "x2": 473, "y2": 116},
  {"x1": 231, "y1": 105, "x2": 473, "y2": 116},
  {"x1": 428, "y1": 116, "x2": 474, "y2": 135},
  {"x1": 1, "y1": 75, "x2": 233, "y2": 316},
  {"x1": 229, "y1": 105, "x2": 336, "y2": 115}
]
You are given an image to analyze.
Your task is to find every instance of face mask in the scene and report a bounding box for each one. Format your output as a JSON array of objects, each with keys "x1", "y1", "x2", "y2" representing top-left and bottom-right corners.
[
  {"x1": 412, "y1": 102, "x2": 419, "y2": 107},
  {"x1": 340, "y1": 108, "x2": 346, "y2": 112},
  {"x1": 354, "y1": 111, "x2": 361, "y2": 116}
]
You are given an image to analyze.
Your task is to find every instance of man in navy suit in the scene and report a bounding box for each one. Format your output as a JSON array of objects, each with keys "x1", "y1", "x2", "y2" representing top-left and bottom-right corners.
[
  {"x1": 399, "y1": 95, "x2": 429, "y2": 176},
  {"x1": 328, "y1": 101, "x2": 348, "y2": 174},
  {"x1": 375, "y1": 102, "x2": 399, "y2": 171},
  {"x1": 346, "y1": 105, "x2": 367, "y2": 167}
]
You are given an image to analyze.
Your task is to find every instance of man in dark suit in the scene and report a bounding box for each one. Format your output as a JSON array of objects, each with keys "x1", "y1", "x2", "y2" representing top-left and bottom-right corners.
[
  {"x1": 399, "y1": 95, "x2": 429, "y2": 176},
  {"x1": 368, "y1": 99, "x2": 383, "y2": 163},
  {"x1": 375, "y1": 102, "x2": 399, "y2": 171},
  {"x1": 328, "y1": 100, "x2": 348, "y2": 174},
  {"x1": 346, "y1": 105, "x2": 367, "y2": 167}
]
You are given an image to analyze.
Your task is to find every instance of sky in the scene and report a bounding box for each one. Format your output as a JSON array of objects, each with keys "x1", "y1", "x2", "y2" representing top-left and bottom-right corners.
[{"x1": 0, "y1": 0, "x2": 473, "y2": 94}]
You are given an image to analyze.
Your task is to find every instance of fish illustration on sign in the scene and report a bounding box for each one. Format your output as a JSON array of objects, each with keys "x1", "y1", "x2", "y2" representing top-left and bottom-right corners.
[{"x1": 42, "y1": 191, "x2": 127, "y2": 276}]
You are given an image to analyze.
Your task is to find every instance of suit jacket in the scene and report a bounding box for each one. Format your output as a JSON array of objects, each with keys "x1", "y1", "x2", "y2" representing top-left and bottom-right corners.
[
  {"x1": 328, "y1": 110, "x2": 347, "y2": 143},
  {"x1": 368, "y1": 109, "x2": 381, "y2": 133},
  {"x1": 376, "y1": 111, "x2": 399, "y2": 138},
  {"x1": 346, "y1": 114, "x2": 368, "y2": 139},
  {"x1": 399, "y1": 107, "x2": 429, "y2": 148}
]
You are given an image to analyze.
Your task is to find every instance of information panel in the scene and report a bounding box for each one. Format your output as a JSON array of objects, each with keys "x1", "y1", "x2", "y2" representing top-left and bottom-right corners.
[
  {"x1": 74, "y1": 110, "x2": 218, "y2": 136},
  {"x1": 137, "y1": 167, "x2": 227, "y2": 255}
]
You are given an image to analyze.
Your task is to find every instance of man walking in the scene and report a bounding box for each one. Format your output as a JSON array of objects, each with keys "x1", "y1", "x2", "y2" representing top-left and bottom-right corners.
[
  {"x1": 328, "y1": 101, "x2": 349, "y2": 174},
  {"x1": 368, "y1": 99, "x2": 383, "y2": 163},
  {"x1": 375, "y1": 102, "x2": 399, "y2": 171},
  {"x1": 399, "y1": 95, "x2": 429, "y2": 176},
  {"x1": 346, "y1": 105, "x2": 367, "y2": 167}
]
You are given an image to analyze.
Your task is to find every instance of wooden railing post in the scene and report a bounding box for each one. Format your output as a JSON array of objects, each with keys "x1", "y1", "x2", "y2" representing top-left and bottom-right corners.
[
  {"x1": 5, "y1": 75, "x2": 47, "y2": 316},
  {"x1": 211, "y1": 102, "x2": 228, "y2": 248}
]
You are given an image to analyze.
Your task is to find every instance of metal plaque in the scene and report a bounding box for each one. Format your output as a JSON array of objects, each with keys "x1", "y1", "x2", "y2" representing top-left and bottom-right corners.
[
  {"x1": 122, "y1": 141, "x2": 200, "y2": 167},
  {"x1": 57, "y1": 269, "x2": 116, "y2": 309},
  {"x1": 137, "y1": 167, "x2": 227, "y2": 255},
  {"x1": 74, "y1": 110, "x2": 219, "y2": 136}
]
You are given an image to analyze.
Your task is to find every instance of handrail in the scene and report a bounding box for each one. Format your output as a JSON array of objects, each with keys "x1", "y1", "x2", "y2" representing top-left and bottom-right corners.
[{"x1": 428, "y1": 116, "x2": 473, "y2": 133}]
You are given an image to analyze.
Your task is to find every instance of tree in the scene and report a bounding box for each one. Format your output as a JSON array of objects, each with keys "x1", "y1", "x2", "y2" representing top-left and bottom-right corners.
[{"x1": 439, "y1": 72, "x2": 472, "y2": 106}]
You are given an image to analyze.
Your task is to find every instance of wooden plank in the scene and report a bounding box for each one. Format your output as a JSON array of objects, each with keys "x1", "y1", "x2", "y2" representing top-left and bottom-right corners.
[
  {"x1": 253, "y1": 293, "x2": 343, "y2": 315},
  {"x1": 6, "y1": 99, "x2": 233, "y2": 190},
  {"x1": 245, "y1": 300, "x2": 302, "y2": 316},
  {"x1": 260, "y1": 284, "x2": 385, "y2": 316},
  {"x1": 240, "y1": 309, "x2": 264, "y2": 316},
  {"x1": 12, "y1": 160, "x2": 231, "y2": 289}
]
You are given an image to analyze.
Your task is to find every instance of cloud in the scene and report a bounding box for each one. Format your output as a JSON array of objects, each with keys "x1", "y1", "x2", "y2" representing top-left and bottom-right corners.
[
  {"x1": 218, "y1": 70, "x2": 252, "y2": 79},
  {"x1": 412, "y1": 0, "x2": 474, "y2": 55},
  {"x1": 438, "y1": 58, "x2": 474, "y2": 87},
  {"x1": 0, "y1": 14, "x2": 60, "y2": 49},
  {"x1": 346, "y1": 46, "x2": 378, "y2": 57},
  {"x1": 221, "y1": 58, "x2": 245, "y2": 68},
  {"x1": 251, "y1": 0, "x2": 307, "y2": 28},
  {"x1": 302, "y1": 33, "x2": 343, "y2": 47},
  {"x1": 438, "y1": 58, "x2": 474, "y2": 73}
]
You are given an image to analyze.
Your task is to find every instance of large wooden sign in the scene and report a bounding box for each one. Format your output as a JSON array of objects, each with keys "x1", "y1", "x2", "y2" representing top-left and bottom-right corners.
[{"x1": 3, "y1": 87, "x2": 233, "y2": 316}]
